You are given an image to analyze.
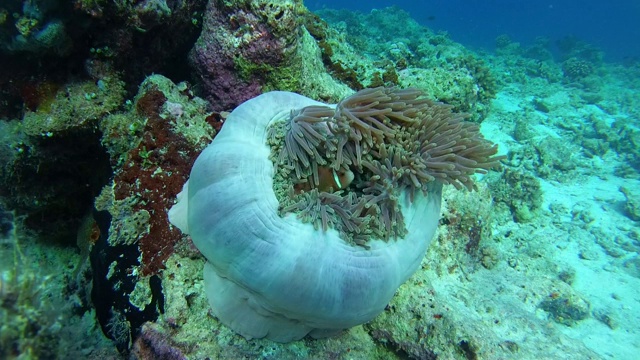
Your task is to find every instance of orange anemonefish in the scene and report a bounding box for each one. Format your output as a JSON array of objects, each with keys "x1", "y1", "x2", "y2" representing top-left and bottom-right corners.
[{"x1": 294, "y1": 167, "x2": 354, "y2": 193}]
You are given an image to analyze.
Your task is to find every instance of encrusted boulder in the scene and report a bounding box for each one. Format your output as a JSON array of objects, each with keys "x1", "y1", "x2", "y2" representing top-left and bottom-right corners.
[{"x1": 189, "y1": 0, "x2": 305, "y2": 110}]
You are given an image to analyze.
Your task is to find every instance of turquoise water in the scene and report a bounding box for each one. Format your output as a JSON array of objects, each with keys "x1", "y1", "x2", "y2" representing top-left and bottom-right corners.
[
  {"x1": 0, "y1": 1, "x2": 638, "y2": 359},
  {"x1": 308, "y1": 0, "x2": 640, "y2": 62}
]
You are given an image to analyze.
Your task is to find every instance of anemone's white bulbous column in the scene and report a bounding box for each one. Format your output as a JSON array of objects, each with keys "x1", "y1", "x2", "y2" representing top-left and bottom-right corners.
[{"x1": 169, "y1": 91, "x2": 443, "y2": 342}]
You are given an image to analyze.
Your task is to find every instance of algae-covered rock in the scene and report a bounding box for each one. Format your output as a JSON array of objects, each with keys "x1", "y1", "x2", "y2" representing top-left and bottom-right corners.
[
  {"x1": 535, "y1": 136, "x2": 577, "y2": 174},
  {"x1": 316, "y1": 6, "x2": 497, "y2": 122},
  {"x1": 0, "y1": 76, "x2": 121, "y2": 244},
  {"x1": 623, "y1": 256, "x2": 640, "y2": 278},
  {"x1": 22, "y1": 77, "x2": 125, "y2": 136},
  {"x1": 437, "y1": 184, "x2": 497, "y2": 263},
  {"x1": 539, "y1": 293, "x2": 590, "y2": 326},
  {"x1": 488, "y1": 168, "x2": 543, "y2": 223},
  {"x1": 190, "y1": 0, "x2": 307, "y2": 110},
  {"x1": 90, "y1": 74, "x2": 217, "y2": 352},
  {"x1": 562, "y1": 57, "x2": 594, "y2": 80},
  {"x1": 620, "y1": 186, "x2": 640, "y2": 221},
  {"x1": 513, "y1": 117, "x2": 536, "y2": 142}
]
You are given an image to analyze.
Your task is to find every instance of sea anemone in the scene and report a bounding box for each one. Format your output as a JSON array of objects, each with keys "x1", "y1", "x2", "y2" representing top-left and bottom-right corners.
[
  {"x1": 271, "y1": 87, "x2": 501, "y2": 244},
  {"x1": 169, "y1": 88, "x2": 503, "y2": 342}
]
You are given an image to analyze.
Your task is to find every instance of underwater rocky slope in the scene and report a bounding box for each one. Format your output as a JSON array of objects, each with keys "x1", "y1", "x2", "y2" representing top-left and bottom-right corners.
[{"x1": 0, "y1": 1, "x2": 639, "y2": 359}]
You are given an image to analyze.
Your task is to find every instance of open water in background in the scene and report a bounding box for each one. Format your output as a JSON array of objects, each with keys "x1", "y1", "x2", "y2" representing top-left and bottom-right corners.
[{"x1": 307, "y1": 0, "x2": 640, "y2": 62}]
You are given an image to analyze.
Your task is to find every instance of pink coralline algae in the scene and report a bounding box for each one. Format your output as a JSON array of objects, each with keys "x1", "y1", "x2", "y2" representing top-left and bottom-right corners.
[
  {"x1": 132, "y1": 322, "x2": 187, "y2": 360},
  {"x1": 189, "y1": 0, "x2": 302, "y2": 110}
]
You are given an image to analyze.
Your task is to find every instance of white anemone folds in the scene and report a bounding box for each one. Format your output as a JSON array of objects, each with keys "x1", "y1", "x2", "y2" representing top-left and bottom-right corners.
[{"x1": 169, "y1": 89, "x2": 501, "y2": 342}]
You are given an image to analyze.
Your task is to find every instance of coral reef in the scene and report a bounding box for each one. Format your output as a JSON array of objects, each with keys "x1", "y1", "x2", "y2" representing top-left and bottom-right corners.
[
  {"x1": 1, "y1": 0, "x2": 71, "y2": 56},
  {"x1": 21, "y1": 76, "x2": 126, "y2": 135},
  {"x1": 0, "y1": 0, "x2": 206, "y2": 119},
  {"x1": 0, "y1": 1, "x2": 637, "y2": 358},
  {"x1": 131, "y1": 322, "x2": 187, "y2": 360},
  {"x1": 562, "y1": 57, "x2": 594, "y2": 80},
  {"x1": 488, "y1": 168, "x2": 543, "y2": 223},
  {"x1": 316, "y1": 7, "x2": 498, "y2": 122},
  {"x1": 584, "y1": 115, "x2": 640, "y2": 173},
  {"x1": 556, "y1": 35, "x2": 604, "y2": 64},
  {"x1": 106, "y1": 75, "x2": 216, "y2": 276},
  {"x1": 0, "y1": 219, "x2": 118, "y2": 358},
  {"x1": 437, "y1": 184, "x2": 497, "y2": 266},
  {"x1": 89, "y1": 75, "x2": 216, "y2": 353},
  {"x1": 0, "y1": 76, "x2": 121, "y2": 244},
  {"x1": 159, "y1": 251, "x2": 386, "y2": 359},
  {"x1": 619, "y1": 186, "x2": 640, "y2": 221},
  {"x1": 539, "y1": 292, "x2": 591, "y2": 326},
  {"x1": 189, "y1": 0, "x2": 305, "y2": 110}
]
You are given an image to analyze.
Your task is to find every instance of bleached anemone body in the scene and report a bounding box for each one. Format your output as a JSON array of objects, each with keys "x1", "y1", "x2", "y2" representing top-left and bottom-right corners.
[{"x1": 169, "y1": 88, "x2": 502, "y2": 342}]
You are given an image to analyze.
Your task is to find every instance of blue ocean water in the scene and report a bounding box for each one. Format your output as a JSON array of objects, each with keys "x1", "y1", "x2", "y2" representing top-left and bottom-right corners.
[{"x1": 307, "y1": 0, "x2": 640, "y2": 61}]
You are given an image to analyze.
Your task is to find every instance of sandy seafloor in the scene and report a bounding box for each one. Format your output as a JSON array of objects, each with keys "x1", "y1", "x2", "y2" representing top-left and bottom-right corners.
[
  {"x1": 466, "y1": 80, "x2": 640, "y2": 359},
  {"x1": 1, "y1": 5, "x2": 639, "y2": 360},
  {"x1": 374, "y1": 70, "x2": 640, "y2": 359}
]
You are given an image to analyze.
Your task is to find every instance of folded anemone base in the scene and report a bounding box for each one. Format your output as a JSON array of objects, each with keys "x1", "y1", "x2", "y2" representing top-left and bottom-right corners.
[{"x1": 169, "y1": 91, "x2": 444, "y2": 342}]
